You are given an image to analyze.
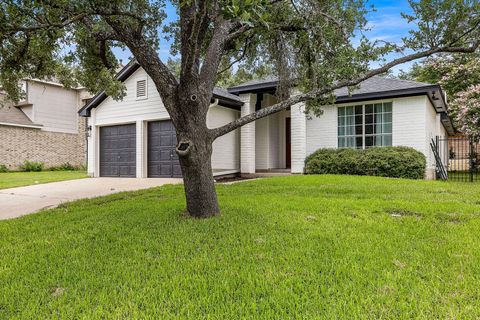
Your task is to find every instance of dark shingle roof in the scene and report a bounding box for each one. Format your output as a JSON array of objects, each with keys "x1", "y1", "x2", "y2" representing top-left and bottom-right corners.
[
  {"x1": 228, "y1": 76, "x2": 435, "y2": 96},
  {"x1": 0, "y1": 95, "x2": 40, "y2": 127},
  {"x1": 333, "y1": 76, "x2": 433, "y2": 97},
  {"x1": 212, "y1": 87, "x2": 242, "y2": 103}
]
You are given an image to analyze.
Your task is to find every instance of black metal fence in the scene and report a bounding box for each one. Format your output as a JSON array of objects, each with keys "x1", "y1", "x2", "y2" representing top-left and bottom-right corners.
[{"x1": 433, "y1": 136, "x2": 479, "y2": 182}]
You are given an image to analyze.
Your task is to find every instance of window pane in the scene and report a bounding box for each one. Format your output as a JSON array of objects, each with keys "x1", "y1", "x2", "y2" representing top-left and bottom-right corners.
[
  {"x1": 346, "y1": 125, "x2": 355, "y2": 135},
  {"x1": 338, "y1": 107, "x2": 345, "y2": 116},
  {"x1": 355, "y1": 115, "x2": 363, "y2": 124},
  {"x1": 346, "y1": 106, "x2": 354, "y2": 116},
  {"x1": 338, "y1": 126, "x2": 345, "y2": 136},
  {"x1": 383, "y1": 102, "x2": 392, "y2": 112},
  {"x1": 383, "y1": 112, "x2": 392, "y2": 123},
  {"x1": 365, "y1": 136, "x2": 374, "y2": 147},
  {"x1": 355, "y1": 105, "x2": 363, "y2": 115},
  {"x1": 338, "y1": 116, "x2": 345, "y2": 126},
  {"x1": 365, "y1": 125, "x2": 373, "y2": 135},
  {"x1": 375, "y1": 136, "x2": 383, "y2": 146},
  {"x1": 338, "y1": 137, "x2": 345, "y2": 147},
  {"x1": 356, "y1": 137, "x2": 363, "y2": 148},
  {"x1": 365, "y1": 104, "x2": 374, "y2": 114},
  {"x1": 375, "y1": 122, "x2": 382, "y2": 134},
  {"x1": 383, "y1": 122, "x2": 392, "y2": 134},
  {"x1": 365, "y1": 114, "x2": 374, "y2": 124},
  {"x1": 346, "y1": 116, "x2": 355, "y2": 126},
  {"x1": 375, "y1": 112, "x2": 382, "y2": 123},
  {"x1": 355, "y1": 125, "x2": 363, "y2": 135},
  {"x1": 384, "y1": 134, "x2": 392, "y2": 146},
  {"x1": 374, "y1": 103, "x2": 383, "y2": 113}
]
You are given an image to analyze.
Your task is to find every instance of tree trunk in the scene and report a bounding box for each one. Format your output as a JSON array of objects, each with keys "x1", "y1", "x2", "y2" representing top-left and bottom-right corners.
[{"x1": 176, "y1": 135, "x2": 220, "y2": 218}]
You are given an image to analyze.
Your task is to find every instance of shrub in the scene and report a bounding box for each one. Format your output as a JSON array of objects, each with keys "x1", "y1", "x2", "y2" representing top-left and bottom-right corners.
[
  {"x1": 0, "y1": 164, "x2": 9, "y2": 173},
  {"x1": 305, "y1": 147, "x2": 426, "y2": 179},
  {"x1": 50, "y1": 162, "x2": 77, "y2": 171},
  {"x1": 20, "y1": 161, "x2": 44, "y2": 172}
]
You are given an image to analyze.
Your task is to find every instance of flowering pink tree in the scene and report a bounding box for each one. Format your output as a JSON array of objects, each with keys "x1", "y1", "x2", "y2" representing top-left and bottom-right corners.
[
  {"x1": 403, "y1": 54, "x2": 480, "y2": 140},
  {"x1": 450, "y1": 85, "x2": 480, "y2": 141}
]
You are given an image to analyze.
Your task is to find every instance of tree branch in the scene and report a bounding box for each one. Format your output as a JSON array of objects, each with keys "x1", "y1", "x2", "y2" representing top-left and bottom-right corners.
[
  {"x1": 104, "y1": 19, "x2": 178, "y2": 104},
  {"x1": 210, "y1": 42, "x2": 480, "y2": 139}
]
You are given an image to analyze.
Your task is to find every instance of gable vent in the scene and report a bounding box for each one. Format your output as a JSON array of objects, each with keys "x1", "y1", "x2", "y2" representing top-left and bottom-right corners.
[{"x1": 136, "y1": 79, "x2": 147, "y2": 99}]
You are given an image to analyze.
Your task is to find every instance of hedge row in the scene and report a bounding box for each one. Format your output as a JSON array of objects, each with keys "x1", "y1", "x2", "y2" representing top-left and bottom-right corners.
[{"x1": 305, "y1": 147, "x2": 426, "y2": 179}]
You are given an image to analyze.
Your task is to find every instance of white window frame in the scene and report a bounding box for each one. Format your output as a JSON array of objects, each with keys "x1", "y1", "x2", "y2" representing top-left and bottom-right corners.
[
  {"x1": 135, "y1": 77, "x2": 148, "y2": 101},
  {"x1": 337, "y1": 100, "x2": 393, "y2": 149}
]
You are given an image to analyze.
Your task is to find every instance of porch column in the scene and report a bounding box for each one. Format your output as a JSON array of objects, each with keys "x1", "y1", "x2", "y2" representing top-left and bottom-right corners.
[
  {"x1": 291, "y1": 102, "x2": 306, "y2": 173},
  {"x1": 240, "y1": 93, "x2": 256, "y2": 174}
]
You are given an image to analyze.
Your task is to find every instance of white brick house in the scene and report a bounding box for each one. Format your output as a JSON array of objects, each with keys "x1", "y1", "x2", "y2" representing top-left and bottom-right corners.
[{"x1": 80, "y1": 62, "x2": 453, "y2": 179}]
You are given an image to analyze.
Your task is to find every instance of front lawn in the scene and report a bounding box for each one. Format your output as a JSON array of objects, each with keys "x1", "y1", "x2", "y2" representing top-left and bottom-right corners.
[
  {"x1": 0, "y1": 175, "x2": 479, "y2": 318},
  {"x1": 0, "y1": 171, "x2": 87, "y2": 190}
]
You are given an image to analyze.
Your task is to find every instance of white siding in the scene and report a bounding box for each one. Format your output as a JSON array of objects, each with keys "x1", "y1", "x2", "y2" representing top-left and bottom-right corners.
[
  {"x1": 268, "y1": 112, "x2": 281, "y2": 169},
  {"x1": 253, "y1": 93, "x2": 287, "y2": 170},
  {"x1": 28, "y1": 81, "x2": 79, "y2": 133},
  {"x1": 207, "y1": 105, "x2": 240, "y2": 170},
  {"x1": 255, "y1": 116, "x2": 270, "y2": 170},
  {"x1": 306, "y1": 105, "x2": 338, "y2": 156},
  {"x1": 95, "y1": 68, "x2": 170, "y2": 125}
]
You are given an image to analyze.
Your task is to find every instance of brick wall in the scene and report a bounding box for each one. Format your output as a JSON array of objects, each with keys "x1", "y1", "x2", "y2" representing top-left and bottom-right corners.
[{"x1": 0, "y1": 116, "x2": 86, "y2": 170}]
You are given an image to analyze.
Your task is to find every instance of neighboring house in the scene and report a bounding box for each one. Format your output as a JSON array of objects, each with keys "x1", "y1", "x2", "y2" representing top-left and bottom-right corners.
[
  {"x1": 0, "y1": 80, "x2": 91, "y2": 170},
  {"x1": 80, "y1": 62, "x2": 454, "y2": 179}
]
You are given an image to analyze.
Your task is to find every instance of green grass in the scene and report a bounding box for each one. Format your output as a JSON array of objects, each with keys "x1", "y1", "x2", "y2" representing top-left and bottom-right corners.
[
  {"x1": 0, "y1": 171, "x2": 87, "y2": 189},
  {"x1": 1, "y1": 175, "x2": 480, "y2": 319}
]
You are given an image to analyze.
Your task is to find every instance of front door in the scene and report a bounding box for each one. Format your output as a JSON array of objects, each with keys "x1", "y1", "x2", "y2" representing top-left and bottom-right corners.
[{"x1": 286, "y1": 117, "x2": 291, "y2": 168}]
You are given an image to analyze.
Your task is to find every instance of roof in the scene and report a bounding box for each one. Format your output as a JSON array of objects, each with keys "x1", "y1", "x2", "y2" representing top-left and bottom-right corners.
[
  {"x1": 229, "y1": 75, "x2": 435, "y2": 95},
  {"x1": 0, "y1": 95, "x2": 41, "y2": 128},
  {"x1": 228, "y1": 75, "x2": 454, "y2": 135},
  {"x1": 79, "y1": 61, "x2": 243, "y2": 117},
  {"x1": 228, "y1": 75, "x2": 448, "y2": 110}
]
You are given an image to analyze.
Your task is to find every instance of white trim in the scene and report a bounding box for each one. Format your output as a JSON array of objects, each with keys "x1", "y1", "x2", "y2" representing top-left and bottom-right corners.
[
  {"x1": 0, "y1": 122, "x2": 42, "y2": 129},
  {"x1": 213, "y1": 170, "x2": 240, "y2": 177}
]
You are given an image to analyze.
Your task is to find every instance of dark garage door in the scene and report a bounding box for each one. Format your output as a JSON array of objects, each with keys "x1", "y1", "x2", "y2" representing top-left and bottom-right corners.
[
  {"x1": 148, "y1": 120, "x2": 182, "y2": 178},
  {"x1": 100, "y1": 124, "x2": 136, "y2": 177}
]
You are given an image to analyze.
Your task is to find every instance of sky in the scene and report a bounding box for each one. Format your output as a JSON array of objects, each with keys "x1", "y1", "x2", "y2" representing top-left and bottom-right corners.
[{"x1": 113, "y1": 0, "x2": 418, "y2": 75}]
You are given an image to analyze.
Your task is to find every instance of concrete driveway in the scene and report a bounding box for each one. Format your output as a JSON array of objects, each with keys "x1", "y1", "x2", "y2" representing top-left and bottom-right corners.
[{"x1": 0, "y1": 178, "x2": 182, "y2": 220}]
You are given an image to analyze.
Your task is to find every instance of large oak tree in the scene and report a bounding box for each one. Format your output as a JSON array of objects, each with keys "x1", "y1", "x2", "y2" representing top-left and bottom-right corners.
[{"x1": 0, "y1": 0, "x2": 479, "y2": 217}]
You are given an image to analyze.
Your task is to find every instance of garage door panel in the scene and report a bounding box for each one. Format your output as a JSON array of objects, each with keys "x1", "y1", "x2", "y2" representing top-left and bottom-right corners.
[
  {"x1": 100, "y1": 124, "x2": 136, "y2": 178},
  {"x1": 159, "y1": 134, "x2": 173, "y2": 146},
  {"x1": 148, "y1": 120, "x2": 182, "y2": 178},
  {"x1": 173, "y1": 164, "x2": 182, "y2": 177}
]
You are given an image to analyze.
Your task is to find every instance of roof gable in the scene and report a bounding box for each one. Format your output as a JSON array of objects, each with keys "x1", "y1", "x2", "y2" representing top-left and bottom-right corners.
[{"x1": 79, "y1": 62, "x2": 243, "y2": 117}]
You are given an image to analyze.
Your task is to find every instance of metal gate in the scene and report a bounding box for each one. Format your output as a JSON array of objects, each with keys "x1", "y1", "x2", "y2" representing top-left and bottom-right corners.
[{"x1": 433, "y1": 136, "x2": 479, "y2": 182}]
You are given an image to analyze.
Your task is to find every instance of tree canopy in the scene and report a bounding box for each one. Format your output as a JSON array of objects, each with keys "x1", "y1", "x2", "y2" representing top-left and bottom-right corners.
[{"x1": 1, "y1": 0, "x2": 479, "y2": 108}]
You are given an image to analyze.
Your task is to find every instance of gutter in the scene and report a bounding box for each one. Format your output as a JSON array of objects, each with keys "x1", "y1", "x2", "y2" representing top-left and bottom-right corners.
[{"x1": 0, "y1": 122, "x2": 42, "y2": 129}]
